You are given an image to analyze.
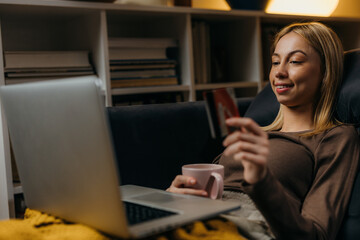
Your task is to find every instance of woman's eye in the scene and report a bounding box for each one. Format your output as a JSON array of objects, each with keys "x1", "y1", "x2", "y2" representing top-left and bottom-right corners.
[
  {"x1": 290, "y1": 60, "x2": 303, "y2": 64},
  {"x1": 271, "y1": 61, "x2": 280, "y2": 66}
]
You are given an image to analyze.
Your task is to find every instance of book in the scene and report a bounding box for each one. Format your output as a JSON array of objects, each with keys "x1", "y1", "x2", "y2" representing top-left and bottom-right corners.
[
  {"x1": 192, "y1": 21, "x2": 211, "y2": 84},
  {"x1": 4, "y1": 51, "x2": 91, "y2": 69},
  {"x1": 4, "y1": 66, "x2": 93, "y2": 73},
  {"x1": 210, "y1": 47, "x2": 227, "y2": 83},
  {"x1": 200, "y1": 21, "x2": 211, "y2": 84},
  {"x1": 110, "y1": 63, "x2": 176, "y2": 71},
  {"x1": 110, "y1": 68, "x2": 176, "y2": 79},
  {"x1": 192, "y1": 21, "x2": 202, "y2": 84},
  {"x1": 111, "y1": 77, "x2": 178, "y2": 88},
  {"x1": 203, "y1": 88, "x2": 240, "y2": 139},
  {"x1": 5, "y1": 70, "x2": 94, "y2": 78},
  {"x1": 109, "y1": 59, "x2": 177, "y2": 65},
  {"x1": 5, "y1": 75, "x2": 96, "y2": 85},
  {"x1": 108, "y1": 37, "x2": 178, "y2": 48},
  {"x1": 109, "y1": 48, "x2": 169, "y2": 61}
]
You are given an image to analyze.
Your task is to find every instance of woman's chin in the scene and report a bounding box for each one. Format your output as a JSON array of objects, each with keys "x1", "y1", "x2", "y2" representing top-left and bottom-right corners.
[{"x1": 276, "y1": 98, "x2": 299, "y2": 108}]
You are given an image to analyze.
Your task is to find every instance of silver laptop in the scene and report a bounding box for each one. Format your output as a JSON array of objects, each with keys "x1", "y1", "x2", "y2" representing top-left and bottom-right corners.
[{"x1": 0, "y1": 76, "x2": 240, "y2": 239}]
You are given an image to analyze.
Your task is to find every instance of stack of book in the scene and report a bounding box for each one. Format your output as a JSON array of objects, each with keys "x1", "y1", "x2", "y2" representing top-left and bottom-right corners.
[
  {"x1": 108, "y1": 37, "x2": 179, "y2": 88},
  {"x1": 3, "y1": 51, "x2": 94, "y2": 85}
]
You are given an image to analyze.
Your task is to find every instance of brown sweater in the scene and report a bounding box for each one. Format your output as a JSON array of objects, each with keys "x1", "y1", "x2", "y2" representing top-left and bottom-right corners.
[{"x1": 215, "y1": 125, "x2": 359, "y2": 240}]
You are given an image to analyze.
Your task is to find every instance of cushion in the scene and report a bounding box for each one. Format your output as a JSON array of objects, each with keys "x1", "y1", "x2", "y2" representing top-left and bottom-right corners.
[
  {"x1": 336, "y1": 49, "x2": 360, "y2": 123},
  {"x1": 339, "y1": 172, "x2": 360, "y2": 240}
]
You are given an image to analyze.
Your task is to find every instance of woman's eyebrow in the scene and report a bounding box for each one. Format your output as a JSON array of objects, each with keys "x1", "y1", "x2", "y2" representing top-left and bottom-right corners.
[{"x1": 272, "y1": 50, "x2": 307, "y2": 57}]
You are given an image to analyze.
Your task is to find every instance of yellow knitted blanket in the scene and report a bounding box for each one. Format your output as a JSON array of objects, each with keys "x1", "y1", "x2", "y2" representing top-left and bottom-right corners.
[{"x1": 0, "y1": 209, "x2": 247, "y2": 240}]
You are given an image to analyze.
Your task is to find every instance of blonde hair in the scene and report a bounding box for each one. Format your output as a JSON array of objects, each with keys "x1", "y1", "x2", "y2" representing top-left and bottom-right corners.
[{"x1": 262, "y1": 22, "x2": 344, "y2": 136}]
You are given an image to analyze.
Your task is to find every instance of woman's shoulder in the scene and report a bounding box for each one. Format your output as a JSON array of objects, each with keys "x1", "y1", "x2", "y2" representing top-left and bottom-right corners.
[
  {"x1": 267, "y1": 124, "x2": 358, "y2": 142},
  {"x1": 326, "y1": 124, "x2": 357, "y2": 134},
  {"x1": 322, "y1": 124, "x2": 359, "y2": 141}
]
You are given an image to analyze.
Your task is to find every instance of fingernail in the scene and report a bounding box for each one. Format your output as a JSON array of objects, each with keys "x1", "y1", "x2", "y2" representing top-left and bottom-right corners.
[
  {"x1": 189, "y1": 179, "x2": 195, "y2": 184},
  {"x1": 202, "y1": 191, "x2": 208, "y2": 196}
]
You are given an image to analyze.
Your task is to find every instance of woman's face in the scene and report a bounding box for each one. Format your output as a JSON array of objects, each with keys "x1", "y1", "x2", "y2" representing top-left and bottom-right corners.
[{"x1": 269, "y1": 31, "x2": 323, "y2": 109}]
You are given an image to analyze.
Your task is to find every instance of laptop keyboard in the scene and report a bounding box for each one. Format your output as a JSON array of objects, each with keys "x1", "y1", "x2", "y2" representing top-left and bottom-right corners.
[{"x1": 124, "y1": 201, "x2": 178, "y2": 225}]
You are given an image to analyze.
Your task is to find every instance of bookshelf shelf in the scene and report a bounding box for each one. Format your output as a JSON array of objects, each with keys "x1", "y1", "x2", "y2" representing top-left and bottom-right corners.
[{"x1": 0, "y1": 0, "x2": 359, "y2": 219}]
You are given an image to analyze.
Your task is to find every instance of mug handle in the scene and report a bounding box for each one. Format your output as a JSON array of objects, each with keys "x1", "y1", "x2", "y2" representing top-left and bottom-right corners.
[{"x1": 209, "y1": 172, "x2": 223, "y2": 199}]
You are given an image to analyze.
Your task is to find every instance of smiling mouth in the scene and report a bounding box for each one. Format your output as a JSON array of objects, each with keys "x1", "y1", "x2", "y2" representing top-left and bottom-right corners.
[
  {"x1": 275, "y1": 84, "x2": 294, "y2": 89},
  {"x1": 275, "y1": 84, "x2": 294, "y2": 93}
]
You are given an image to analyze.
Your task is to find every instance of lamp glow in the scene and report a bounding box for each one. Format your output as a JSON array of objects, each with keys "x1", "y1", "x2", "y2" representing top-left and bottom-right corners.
[{"x1": 265, "y1": 0, "x2": 339, "y2": 17}]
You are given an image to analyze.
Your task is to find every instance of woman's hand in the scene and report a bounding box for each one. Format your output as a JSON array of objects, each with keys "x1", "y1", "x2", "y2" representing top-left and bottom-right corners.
[
  {"x1": 166, "y1": 175, "x2": 208, "y2": 197},
  {"x1": 223, "y1": 117, "x2": 269, "y2": 184}
]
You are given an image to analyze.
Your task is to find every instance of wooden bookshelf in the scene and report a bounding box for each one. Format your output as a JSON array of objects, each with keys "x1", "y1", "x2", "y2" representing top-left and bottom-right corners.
[{"x1": 0, "y1": 0, "x2": 359, "y2": 219}]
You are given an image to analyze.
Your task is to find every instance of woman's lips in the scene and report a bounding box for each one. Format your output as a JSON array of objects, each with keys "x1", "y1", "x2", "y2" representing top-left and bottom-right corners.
[{"x1": 275, "y1": 84, "x2": 294, "y2": 94}]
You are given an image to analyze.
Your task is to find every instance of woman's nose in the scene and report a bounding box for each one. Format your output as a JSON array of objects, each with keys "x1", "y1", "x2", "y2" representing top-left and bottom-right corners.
[{"x1": 275, "y1": 64, "x2": 288, "y2": 79}]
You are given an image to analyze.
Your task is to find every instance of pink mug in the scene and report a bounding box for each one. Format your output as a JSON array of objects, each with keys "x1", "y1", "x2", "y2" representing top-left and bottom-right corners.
[{"x1": 182, "y1": 164, "x2": 224, "y2": 199}]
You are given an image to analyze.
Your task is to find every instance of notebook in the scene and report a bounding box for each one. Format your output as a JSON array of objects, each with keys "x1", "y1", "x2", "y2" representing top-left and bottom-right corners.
[{"x1": 0, "y1": 76, "x2": 240, "y2": 239}]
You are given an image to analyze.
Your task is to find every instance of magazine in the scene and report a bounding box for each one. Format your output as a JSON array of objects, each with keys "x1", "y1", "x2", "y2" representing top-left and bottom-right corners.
[{"x1": 203, "y1": 88, "x2": 240, "y2": 139}]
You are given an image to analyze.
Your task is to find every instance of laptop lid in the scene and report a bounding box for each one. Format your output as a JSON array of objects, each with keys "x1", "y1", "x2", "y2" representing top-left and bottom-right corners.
[{"x1": 0, "y1": 76, "x2": 130, "y2": 237}]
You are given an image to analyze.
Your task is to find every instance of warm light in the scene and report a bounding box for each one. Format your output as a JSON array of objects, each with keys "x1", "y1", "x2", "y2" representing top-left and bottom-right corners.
[{"x1": 265, "y1": 0, "x2": 339, "y2": 17}]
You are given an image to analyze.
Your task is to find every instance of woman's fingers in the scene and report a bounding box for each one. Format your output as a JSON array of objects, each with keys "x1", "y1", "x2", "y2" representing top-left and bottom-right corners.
[
  {"x1": 241, "y1": 159, "x2": 268, "y2": 184},
  {"x1": 170, "y1": 175, "x2": 195, "y2": 187},
  {"x1": 222, "y1": 117, "x2": 269, "y2": 184},
  {"x1": 223, "y1": 132, "x2": 269, "y2": 162},
  {"x1": 223, "y1": 130, "x2": 268, "y2": 148},
  {"x1": 226, "y1": 117, "x2": 267, "y2": 137},
  {"x1": 233, "y1": 150, "x2": 268, "y2": 166},
  {"x1": 166, "y1": 175, "x2": 208, "y2": 197},
  {"x1": 166, "y1": 186, "x2": 208, "y2": 197},
  {"x1": 224, "y1": 138, "x2": 269, "y2": 158}
]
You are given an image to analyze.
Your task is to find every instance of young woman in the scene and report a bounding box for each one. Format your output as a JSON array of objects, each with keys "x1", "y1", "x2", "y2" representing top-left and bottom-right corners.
[{"x1": 167, "y1": 22, "x2": 360, "y2": 240}]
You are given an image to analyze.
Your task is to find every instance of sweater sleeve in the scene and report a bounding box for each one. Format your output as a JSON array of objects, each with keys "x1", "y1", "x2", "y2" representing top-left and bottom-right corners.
[{"x1": 242, "y1": 126, "x2": 360, "y2": 240}]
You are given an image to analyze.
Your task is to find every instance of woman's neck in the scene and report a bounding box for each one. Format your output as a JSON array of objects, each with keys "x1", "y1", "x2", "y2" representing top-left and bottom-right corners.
[{"x1": 281, "y1": 105, "x2": 315, "y2": 132}]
